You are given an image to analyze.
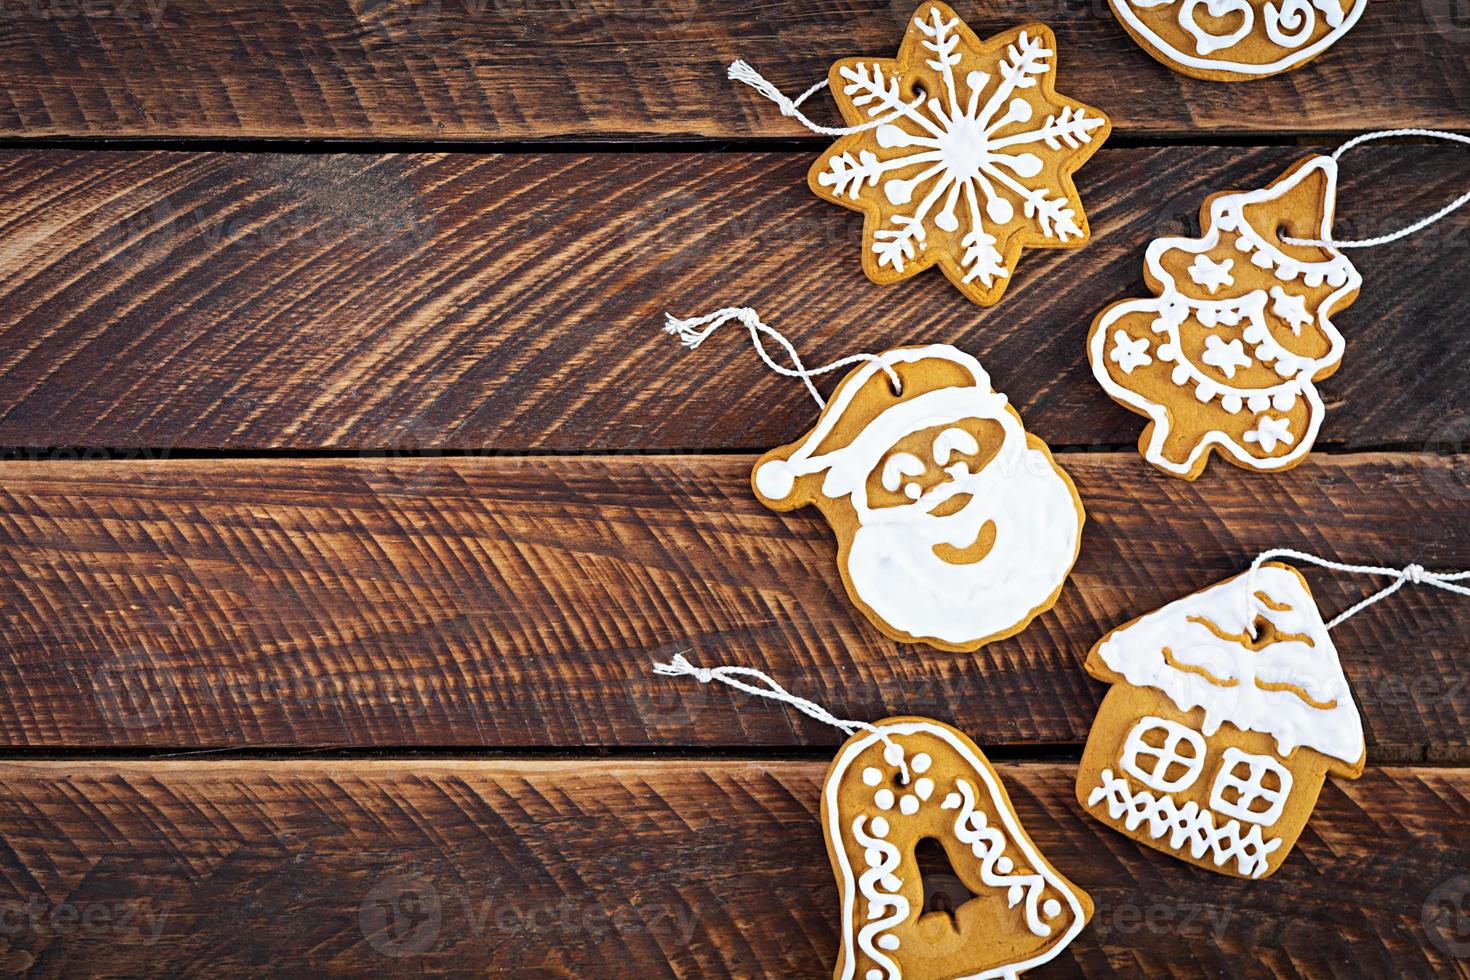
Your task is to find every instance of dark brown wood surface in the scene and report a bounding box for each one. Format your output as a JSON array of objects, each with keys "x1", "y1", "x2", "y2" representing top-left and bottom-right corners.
[
  {"x1": 2, "y1": 452, "x2": 1467, "y2": 757},
  {"x1": 0, "y1": 759, "x2": 1463, "y2": 976},
  {"x1": 3, "y1": 0, "x2": 1469, "y2": 972},
  {"x1": 1, "y1": 145, "x2": 1467, "y2": 453},
  {"x1": 0, "y1": 0, "x2": 1466, "y2": 139}
]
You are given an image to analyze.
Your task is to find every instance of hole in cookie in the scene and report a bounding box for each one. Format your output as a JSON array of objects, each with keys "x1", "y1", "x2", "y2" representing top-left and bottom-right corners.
[{"x1": 915, "y1": 837, "x2": 976, "y2": 928}]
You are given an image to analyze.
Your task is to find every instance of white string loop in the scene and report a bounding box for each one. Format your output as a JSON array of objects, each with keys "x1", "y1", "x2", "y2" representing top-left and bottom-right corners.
[
  {"x1": 1243, "y1": 548, "x2": 1470, "y2": 637},
  {"x1": 726, "y1": 60, "x2": 926, "y2": 137},
  {"x1": 653, "y1": 653, "x2": 912, "y2": 784},
  {"x1": 1281, "y1": 129, "x2": 1470, "y2": 250},
  {"x1": 662, "y1": 307, "x2": 900, "y2": 409}
]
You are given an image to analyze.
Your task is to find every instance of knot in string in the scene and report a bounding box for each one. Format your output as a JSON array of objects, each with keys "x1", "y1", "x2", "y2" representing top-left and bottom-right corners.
[{"x1": 1243, "y1": 548, "x2": 1470, "y2": 637}]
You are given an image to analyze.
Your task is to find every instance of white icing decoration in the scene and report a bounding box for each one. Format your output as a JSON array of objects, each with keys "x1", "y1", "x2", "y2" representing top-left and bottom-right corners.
[
  {"x1": 754, "y1": 345, "x2": 1082, "y2": 648},
  {"x1": 815, "y1": 14, "x2": 1104, "y2": 285},
  {"x1": 1243, "y1": 414, "x2": 1294, "y2": 452},
  {"x1": 881, "y1": 453, "x2": 926, "y2": 493},
  {"x1": 1209, "y1": 747, "x2": 1293, "y2": 826},
  {"x1": 912, "y1": 753, "x2": 932, "y2": 774},
  {"x1": 1111, "y1": 0, "x2": 1366, "y2": 77},
  {"x1": 1088, "y1": 768, "x2": 1282, "y2": 878},
  {"x1": 914, "y1": 777, "x2": 934, "y2": 801},
  {"x1": 827, "y1": 721, "x2": 1089, "y2": 979},
  {"x1": 899, "y1": 795, "x2": 920, "y2": 816},
  {"x1": 883, "y1": 742, "x2": 906, "y2": 767},
  {"x1": 1200, "y1": 335, "x2": 1252, "y2": 378},
  {"x1": 863, "y1": 767, "x2": 883, "y2": 787},
  {"x1": 872, "y1": 816, "x2": 891, "y2": 837},
  {"x1": 852, "y1": 815, "x2": 908, "y2": 979},
  {"x1": 1188, "y1": 254, "x2": 1235, "y2": 293},
  {"x1": 1110, "y1": 330, "x2": 1152, "y2": 373},
  {"x1": 875, "y1": 788, "x2": 896, "y2": 811},
  {"x1": 1269, "y1": 285, "x2": 1312, "y2": 335},
  {"x1": 1120, "y1": 716, "x2": 1206, "y2": 793},
  {"x1": 1089, "y1": 156, "x2": 1361, "y2": 476},
  {"x1": 1093, "y1": 564, "x2": 1364, "y2": 763}
]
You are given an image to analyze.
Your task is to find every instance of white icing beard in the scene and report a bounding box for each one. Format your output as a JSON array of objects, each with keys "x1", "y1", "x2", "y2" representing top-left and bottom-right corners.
[
  {"x1": 846, "y1": 438, "x2": 1080, "y2": 646},
  {"x1": 820, "y1": 388, "x2": 1078, "y2": 647}
]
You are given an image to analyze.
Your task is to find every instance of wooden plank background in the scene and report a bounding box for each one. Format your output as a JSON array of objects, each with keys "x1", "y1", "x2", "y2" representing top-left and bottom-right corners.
[{"x1": 1, "y1": 0, "x2": 1468, "y2": 974}]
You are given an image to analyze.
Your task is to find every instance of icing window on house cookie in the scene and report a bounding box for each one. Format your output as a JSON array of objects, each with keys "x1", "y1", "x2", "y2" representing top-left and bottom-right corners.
[
  {"x1": 1120, "y1": 717, "x2": 1207, "y2": 793},
  {"x1": 1210, "y1": 747, "x2": 1294, "y2": 826}
]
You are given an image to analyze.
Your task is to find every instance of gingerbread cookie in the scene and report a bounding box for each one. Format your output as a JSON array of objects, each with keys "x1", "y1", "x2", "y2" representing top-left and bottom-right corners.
[
  {"x1": 826, "y1": 717, "x2": 1092, "y2": 979},
  {"x1": 753, "y1": 345, "x2": 1084, "y2": 652},
  {"x1": 1109, "y1": 0, "x2": 1368, "y2": 81},
  {"x1": 810, "y1": 4, "x2": 1110, "y2": 307},
  {"x1": 1087, "y1": 155, "x2": 1361, "y2": 480},
  {"x1": 1076, "y1": 562, "x2": 1365, "y2": 879}
]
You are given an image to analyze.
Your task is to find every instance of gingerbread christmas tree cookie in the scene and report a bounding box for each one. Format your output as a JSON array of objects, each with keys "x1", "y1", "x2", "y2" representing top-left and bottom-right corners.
[
  {"x1": 1109, "y1": 0, "x2": 1368, "y2": 80},
  {"x1": 810, "y1": 4, "x2": 1110, "y2": 306},
  {"x1": 1087, "y1": 155, "x2": 1361, "y2": 480},
  {"x1": 753, "y1": 344, "x2": 1084, "y2": 652},
  {"x1": 827, "y1": 717, "x2": 1092, "y2": 978}
]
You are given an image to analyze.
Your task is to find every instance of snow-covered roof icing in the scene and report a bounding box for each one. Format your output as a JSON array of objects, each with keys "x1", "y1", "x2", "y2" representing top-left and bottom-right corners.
[{"x1": 1093, "y1": 564, "x2": 1363, "y2": 765}]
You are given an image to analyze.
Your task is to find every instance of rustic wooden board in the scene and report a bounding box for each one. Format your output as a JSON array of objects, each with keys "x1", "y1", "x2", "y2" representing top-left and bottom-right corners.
[
  {"x1": 0, "y1": 145, "x2": 1467, "y2": 453},
  {"x1": 0, "y1": 0, "x2": 1465, "y2": 139},
  {"x1": 0, "y1": 758, "x2": 1461, "y2": 975},
  {"x1": 2, "y1": 452, "x2": 1467, "y2": 755}
]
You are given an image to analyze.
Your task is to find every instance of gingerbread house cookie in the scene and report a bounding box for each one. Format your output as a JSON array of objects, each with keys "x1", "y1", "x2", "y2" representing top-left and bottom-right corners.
[
  {"x1": 1109, "y1": 0, "x2": 1368, "y2": 81},
  {"x1": 826, "y1": 717, "x2": 1092, "y2": 978},
  {"x1": 754, "y1": 345, "x2": 1084, "y2": 652},
  {"x1": 1076, "y1": 562, "x2": 1365, "y2": 879}
]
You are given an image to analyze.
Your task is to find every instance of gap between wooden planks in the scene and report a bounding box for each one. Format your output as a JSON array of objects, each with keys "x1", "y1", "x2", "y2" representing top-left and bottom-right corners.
[
  {"x1": 0, "y1": 758, "x2": 1461, "y2": 975},
  {"x1": 1, "y1": 452, "x2": 1467, "y2": 756},
  {"x1": 0, "y1": 0, "x2": 1464, "y2": 139},
  {"x1": 0, "y1": 145, "x2": 1466, "y2": 452}
]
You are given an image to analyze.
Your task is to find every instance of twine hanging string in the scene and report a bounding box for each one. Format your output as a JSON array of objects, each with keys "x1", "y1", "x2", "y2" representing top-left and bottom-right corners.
[
  {"x1": 726, "y1": 60, "x2": 926, "y2": 137},
  {"x1": 1243, "y1": 548, "x2": 1470, "y2": 638},
  {"x1": 653, "y1": 653, "x2": 913, "y2": 784},
  {"x1": 663, "y1": 307, "x2": 900, "y2": 409},
  {"x1": 1281, "y1": 129, "x2": 1470, "y2": 249}
]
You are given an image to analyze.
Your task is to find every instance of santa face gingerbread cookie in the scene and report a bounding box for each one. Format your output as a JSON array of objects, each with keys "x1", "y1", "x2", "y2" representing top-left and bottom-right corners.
[
  {"x1": 1076, "y1": 563, "x2": 1365, "y2": 879},
  {"x1": 810, "y1": 4, "x2": 1110, "y2": 307},
  {"x1": 1088, "y1": 155, "x2": 1360, "y2": 480},
  {"x1": 1109, "y1": 0, "x2": 1368, "y2": 81},
  {"x1": 753, "y1": 345, "x2": 1084, "y2": 652},
  {"x1": 825, "y1": 717, "x2": 1092, "y2": 979}
]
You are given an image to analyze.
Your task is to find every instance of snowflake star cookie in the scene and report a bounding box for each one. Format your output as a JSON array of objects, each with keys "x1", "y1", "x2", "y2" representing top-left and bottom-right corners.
[
  {"x1": 810, "y1": 5, "x2": 1110, "y2": 307},
  {"x1": 1088, "y1": 155, "x2": 1361, "y2": 480},
  {"x1": 827, "y1": 717, "x2": 1092, "y2": 978},
  {"x1": 753, "y1": 345, "x2": 1084, "y2": 652},
  {"x1": 1110, "y1": 0, "x2": 1367, "y2": 81},
  {"x1": 1076, "y1": 563, "x2": 1365, "y2": 878}
]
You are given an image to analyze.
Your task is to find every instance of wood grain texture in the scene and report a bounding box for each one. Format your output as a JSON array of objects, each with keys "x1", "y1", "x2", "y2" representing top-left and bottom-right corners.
[
  {"x1": 0, "y1": 758, "x2": 1462, "y2": 975},
  {"x1": 1, "y1": 145, "x2": 1467, "y2": 452},
  {"x1": 0, "y1": 0, "x2": 1465, "y2": 139},
  {"x1": 2, "y1": 452, "x2": 1468, "y2": 754}
]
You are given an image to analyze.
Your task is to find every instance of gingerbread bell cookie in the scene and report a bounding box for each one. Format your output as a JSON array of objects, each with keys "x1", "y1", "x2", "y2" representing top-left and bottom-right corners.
[
  {"x1": 1088, "y1": 155, "x2": 1360, "y2": 480},
  {"x1": 752, "y1": 343, "x2": 1084, "y2": 652},
  {"x1": 655, "y1": 658, "x2": 1093, "y2": 978},
  {"x1": 1077, "y1": 562, "x2": 1364, "y2": 879},
  {"x1": 1109, "y1": 0, "x2": 1368, "y2": 80},
  {"x1": 731, "y1": 3, "x2": 1110, "y2": 307}
]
